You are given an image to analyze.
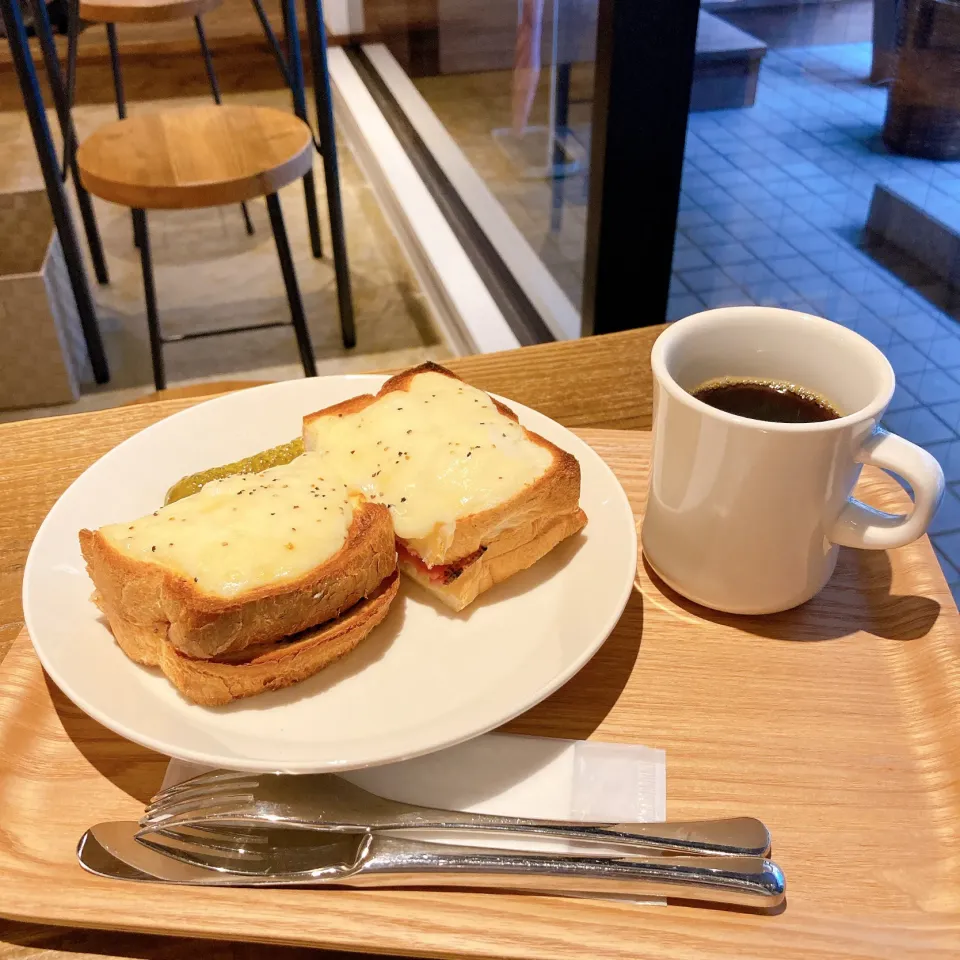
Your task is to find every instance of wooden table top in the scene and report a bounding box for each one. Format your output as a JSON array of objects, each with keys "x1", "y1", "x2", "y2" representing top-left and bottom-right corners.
[{"x1": 0, "y1": 326, "x2": 662, "y2": 960}]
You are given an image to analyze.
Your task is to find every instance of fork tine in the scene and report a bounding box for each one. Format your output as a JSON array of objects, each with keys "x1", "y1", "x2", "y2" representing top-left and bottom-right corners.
[
  {"x1": 146, "y1": 823, "x2": 269, "y2": 848},
  {"x1": 151, "y1": 769, "x2": 254, "y2": 798},
  {"x1": 164, "y1": 823, "x2": 269, "y2": 846},
  {"x1": 141, "y1": 793, "x2": 254, "y2": 826},
  {"x1": 146, "y1": 783, "x2": 257, "y2": 814},
  {"x1": 138, "y1": 830, "x2": 271, "y2": 873},
  {"x1": 150, "y1": 771, "x2": 260, "y2": 805},
  {"x1": 146, "y1": 826, "x2": 269, "y2": 861}
]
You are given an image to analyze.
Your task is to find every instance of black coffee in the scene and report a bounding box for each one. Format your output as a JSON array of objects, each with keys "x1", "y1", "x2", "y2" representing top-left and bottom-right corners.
[{"x1": 691, "y1": 377, "x2": 840, "y2": 424}]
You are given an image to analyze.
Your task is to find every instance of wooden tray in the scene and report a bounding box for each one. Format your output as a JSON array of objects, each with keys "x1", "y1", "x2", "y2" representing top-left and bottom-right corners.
[{"x1": 0, "y1": 428, "x2": 958, "y2": 960}]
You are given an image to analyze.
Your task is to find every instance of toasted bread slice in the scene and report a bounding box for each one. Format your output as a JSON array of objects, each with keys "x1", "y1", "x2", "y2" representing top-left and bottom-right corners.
[
  {"x1": 303, "y1": 364, "x2": 585, "y2": 590},
  {"x1": 398, "y1": 510, "x2": 587, "y2": 611},
  {"x1": 156, "y1": 572, "x2": 399, "y2": 706},
  {"x1": 80, "y1": 454, "x2": 396, "y2": 660}
]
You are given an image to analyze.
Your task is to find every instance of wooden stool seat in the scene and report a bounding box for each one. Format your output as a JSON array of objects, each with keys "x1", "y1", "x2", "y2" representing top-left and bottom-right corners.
[
  {"x1": 79, "y1": 0, "x2": 222, "y2": 24},
  {"x1": 77, "y1": 105, "x2": 314, "y2": 209}
]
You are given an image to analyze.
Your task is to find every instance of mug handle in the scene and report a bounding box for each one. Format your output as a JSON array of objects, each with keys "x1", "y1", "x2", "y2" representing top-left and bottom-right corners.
[{"x1": 830, "y1": 428, "x2": 944, "y2": 550}]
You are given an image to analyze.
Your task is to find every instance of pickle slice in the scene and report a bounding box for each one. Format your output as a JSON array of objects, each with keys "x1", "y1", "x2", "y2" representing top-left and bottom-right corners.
[{"x1": 164, "y1": 438, "x2": 304, "y2": 504}]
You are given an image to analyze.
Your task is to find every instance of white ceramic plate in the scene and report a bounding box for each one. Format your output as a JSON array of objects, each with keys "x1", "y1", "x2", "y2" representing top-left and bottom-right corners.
[{"x1": 23, "y1": 376, "x2": 637, "y2": 773}]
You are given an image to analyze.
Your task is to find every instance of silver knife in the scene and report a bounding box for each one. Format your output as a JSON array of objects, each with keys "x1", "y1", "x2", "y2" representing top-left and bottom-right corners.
[{"x1": 78, "y1": 821, "x2": 785, "y2": 907}]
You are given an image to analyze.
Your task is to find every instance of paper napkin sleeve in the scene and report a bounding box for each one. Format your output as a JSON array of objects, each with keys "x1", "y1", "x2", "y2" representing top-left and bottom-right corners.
[
  {"x1": 164, "y1": 732, "x2": 665, "y2": 853},
  {"x1": 164, "y1": 733, "x2": 666, "y2": 902}
]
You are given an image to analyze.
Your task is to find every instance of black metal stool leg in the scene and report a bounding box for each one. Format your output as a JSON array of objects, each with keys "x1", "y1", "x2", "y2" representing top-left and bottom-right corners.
[
  {"x1": 29, "y1": 0, "x2": 110, "y2": 285},
  {"x1": 105, "y1": 22, "x2": 143, "y2": 252},
  {"x1": 266, "y1": 193, "x2": 317, "y2": 377},
  {"x1": 105, "y1": 23, "x2": 126, "y2": 119},
  {"x1": 0, "y1": 0, "x2": 109, "y2": 383},
  {"x1": 194, "y1": 15, "x2": 254, "y2": 236},
  {"x1": 303, "y1": 0, "x2": 355, "y2": 347},
  {"x1": 132, "y1": 209, "x2": 165, "y2": 391},
  {"x1": 280, "y1": 0, "x2": 323, "y2": 260},
  {"x1": 250, "y1": 0, "x2": 293, "y2": 86},
  {"x1": 63, "y1": 0, "x2": 78, "y2": 161}
]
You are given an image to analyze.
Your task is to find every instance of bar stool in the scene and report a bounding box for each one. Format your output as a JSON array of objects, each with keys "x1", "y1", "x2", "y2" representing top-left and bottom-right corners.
[
  {"x1": 77, "y1": 104, "x2": 349, "y2": 390},
  {"x1": 74, "y1": 0, "x2": 355, "y2": 342}
]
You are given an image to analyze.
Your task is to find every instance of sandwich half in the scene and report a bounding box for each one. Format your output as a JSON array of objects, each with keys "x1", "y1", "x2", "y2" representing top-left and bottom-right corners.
[
  {"x1": 79, "y1": 452, "x2": 398, "y2": 705},
  {"x1": 303, "y1": 363, "x2": 587, "y2": 611}
]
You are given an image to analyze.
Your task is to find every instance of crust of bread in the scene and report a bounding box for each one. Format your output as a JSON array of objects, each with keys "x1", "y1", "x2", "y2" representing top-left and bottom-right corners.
[
  {"x1": 399, "y1": 508, "x2": 587, "y2": 611},
  {"x1": 79, "y1": 501, "x2": 396, "y2": 660},
  {"x1": 154, "y1": 572, "x2": 399, "y2": 706},
  {"x1": 303, "y1": 362, "x2": 584, "y2": 567}
]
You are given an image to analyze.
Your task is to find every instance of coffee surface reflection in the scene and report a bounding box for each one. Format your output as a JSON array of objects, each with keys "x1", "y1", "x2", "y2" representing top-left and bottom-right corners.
[{"x1": 691, "y1": 377, "x2": 840, "y2": 424}]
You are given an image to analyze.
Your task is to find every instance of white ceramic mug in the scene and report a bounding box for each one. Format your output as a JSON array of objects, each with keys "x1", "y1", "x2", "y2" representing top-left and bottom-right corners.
[{"x1": 641, "y1": 307, "x2": 945, "y2": 615}]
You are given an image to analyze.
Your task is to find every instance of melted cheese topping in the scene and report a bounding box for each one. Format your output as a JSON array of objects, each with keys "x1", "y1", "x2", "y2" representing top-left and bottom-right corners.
[
  {"x1": 100, "y1": 453, "x2": 354, "y2": 597},
  {"x1": 303, "y1": 371, "x2": 552, "y2": 553}
]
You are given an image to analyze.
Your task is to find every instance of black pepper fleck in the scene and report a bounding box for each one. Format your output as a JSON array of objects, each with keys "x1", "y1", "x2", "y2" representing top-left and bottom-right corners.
[
  {"x1": 401, "y1": 497, "x2": 406, "y2": 502},
  {"x1": 151, "y1": 545, "x2": 156, "y2": 552}
]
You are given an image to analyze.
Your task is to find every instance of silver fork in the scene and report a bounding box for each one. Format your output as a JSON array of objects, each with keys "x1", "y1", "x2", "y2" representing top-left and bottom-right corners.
[{"x1": 142, "y1": 770, "x2": 771, "y2": 857}]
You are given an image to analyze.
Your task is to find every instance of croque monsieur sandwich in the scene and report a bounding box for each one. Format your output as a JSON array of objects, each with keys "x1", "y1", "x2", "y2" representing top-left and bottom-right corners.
[
  {"x1": 80, "y1": 363, "x2": 586, "y2": 706},
  {"x1": 303, "y1": 364, "x2": 587, "y2": 611},
  {"x1": 79, "y1": 453, "x2": 398, "y2": 706}
]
